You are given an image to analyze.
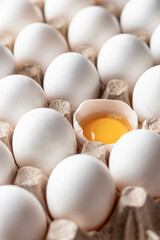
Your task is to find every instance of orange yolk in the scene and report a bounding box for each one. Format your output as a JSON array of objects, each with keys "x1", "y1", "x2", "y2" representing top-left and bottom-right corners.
[{"x1": 82, "y1": 114, "x2": 132, "y2": 145}]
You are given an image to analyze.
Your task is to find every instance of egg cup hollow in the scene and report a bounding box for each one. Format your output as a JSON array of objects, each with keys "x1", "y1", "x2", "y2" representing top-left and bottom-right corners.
[{"x1": 73, "y1": 99, "x2": 138, "y2": 152}]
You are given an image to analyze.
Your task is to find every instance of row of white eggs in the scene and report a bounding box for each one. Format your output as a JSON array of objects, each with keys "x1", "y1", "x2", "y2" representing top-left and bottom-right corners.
[{"x1": 1, "y1": 0, "x2": 160, "y2": 239}]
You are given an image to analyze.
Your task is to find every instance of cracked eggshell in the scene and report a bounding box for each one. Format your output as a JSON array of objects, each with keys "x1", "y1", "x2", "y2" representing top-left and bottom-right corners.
[
  {"x1": 0, "y1": 185, "x2": 47, "y2": 240},
  {"x1": 47, "y1": 154, "x2": 116, "y2": 231},
  {"x1": 13, "y1": 108, "x2": 77, "y2": 176},
  {"x1": 0, "y1": 44, "x2": 16, "y2": 79},
  {"x1": 68, "y1": 6, "x2": 120, "y2": 53},
  {"x1": 73, "y1": 99, "x2": 138, "y2": 152},
  {"x1": 0, "y1": 141, "x2": 16, "y2": 185},
  {"x1": 14, "y1": 23, "x2": 68, "y2": 72},
  {"x1": 133, "y1": 66, "x2": 160, "y2": 123},
  {"x1": 0, "y1": 75, "x2": 47, "y2": 128},
  {"x1": 0, "y1": 0, "x2": 43, "y2": 38},
  {"x1": 109, "y1": 129, "x2": 160, "y2": 198},
  {"x1": 120, "y1": 0, "x2": 160, "y2": 36},
  {"x1": 97, "y1": 34, "x2": 153, "y2": 91},
  {"x1": 150, "y1": 24, "x2": 160, "y2": 65},
  {"x1": 44, "y1": 0, "x2": 94, "y2": 22},
  {"x1": 44, "y1": 52, "x2": 100, "y2": 110}
]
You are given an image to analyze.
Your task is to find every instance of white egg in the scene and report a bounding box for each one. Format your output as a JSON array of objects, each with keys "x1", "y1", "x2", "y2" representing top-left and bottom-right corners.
[
  {"x1": 0, "y1": 44, "x2": 16, "y2": 79},
  {"x1": 47, "y1": 154, "x2": 115, "y2": 231},
  {"x1": 13, "y1": 108, "x2": 77, "y2": 176},
  {"x1": 0, "y1": 141, "x2": 16, "y2": 185},
  {"x1": 0, "y1": 75, "x2": 47, "y2": 127},
  {"x1": 97, "y1": 34, "x2": 153, "y2": 91},
  {"x1": 44, "y1": 0, "x2": 94, "y2": 22},
  {"x1": 150, "y1": 24, "x2": 160, "y2": 64},
  {"x1": 120, "y1": 0, "x2": 160, "y2": 36},
  {"x1": 0, "y1": 185, "x2": 47, "y2": 240},
  {"x1": 133, "y1": 66, "x2": 160, "y2": 123},
  {"x1": 109, "y1": 129, "x2": 160, "y2": 198},
  {"x1": 44, "y1": 52, "x2": 100, "y2": 109},
  {"x1": 68, "y1": 6, "x2": 120, "y2": 53},
  {"x1": 0, "y1": 0, "x2": 43, "y2": 37},
  {"x1": 14, "y1": 23, "x2": 68, "y2": 71}
]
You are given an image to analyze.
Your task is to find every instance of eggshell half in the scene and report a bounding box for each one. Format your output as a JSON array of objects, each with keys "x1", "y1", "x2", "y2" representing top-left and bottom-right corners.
[
  {"x1": 109, "y1": 129, "x2": 160, "y2": 198},
  {"x1": 44, "y1": 52, "x2": 100, "y2": 110},
  {"x1": 0, "y1": 185, "x2": 47, "y2": 240},
  {"x1": 44, "y1": 0, "x2": 94, "y2": 22},
  {"x1": 120, "y1": 0, "x2": 160, "y2": 36},
  {"x1": 73, "y1": 99, "x2": 138, "y2": 151},
  {"x1": 97, "y1": 34, "x2": 153, "y2": 91},
  {"x1": 133, "y1": 65, "x2": 160, "y2": 123},
  {"x1": 0, "y1": 0, "x2": 43, "y2": 37},
  {"x1": 0, "y1": 141, "x2": 16, "y2": 185},
  {"x1": 14, "y1": 23, "x2": 68, "y2": 71},
  {"x1": 68, "y1": 6, "x2": 120, "y2": 53},
  {"x1": 13, "y1": 108, "x2": 77, "y2": 176},
  {"x1": 0, "y1": 75, "x2": 47, "y2": 127},
  {"x1": 0, "y1": 44, "x2": 16, "y2": 79},
  {"x1": 47, "y1": 154, "x2": 115, "y2": 231}
]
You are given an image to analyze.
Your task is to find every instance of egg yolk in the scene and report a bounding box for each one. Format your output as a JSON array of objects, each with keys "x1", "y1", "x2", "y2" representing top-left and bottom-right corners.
[{"x1": 82, "y1": 114, "x2": 132, "y2": 145}]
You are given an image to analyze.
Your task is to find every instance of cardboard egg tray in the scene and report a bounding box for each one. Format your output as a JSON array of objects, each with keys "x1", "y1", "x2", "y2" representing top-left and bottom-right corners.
[{"x1": 0, "y1": 0, "x2": 160, "y2": 239}]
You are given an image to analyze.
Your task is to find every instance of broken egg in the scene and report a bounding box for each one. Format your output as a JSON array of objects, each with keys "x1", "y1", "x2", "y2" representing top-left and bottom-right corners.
[
  {"x1": 47, "y1": 154, "x2": 116, "y2": 231},
  {"x1": 73, "y1": 99, "x2": 138, "y2": 151}
]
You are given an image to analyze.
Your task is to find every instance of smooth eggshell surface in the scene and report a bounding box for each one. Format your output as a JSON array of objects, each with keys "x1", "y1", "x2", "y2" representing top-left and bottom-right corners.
[
  {"x1": 0, "y1": 44, "x2": 16, "y2": 79},
  {"x1": 97, "y1": 34, "x2": 153, "y2": 91},
  {"x1": 14, "y1": 23, "x2": 68, "y2": 71},
  {"x1": 150, "y1": 24, "x2": 160, "y2": 64},
  {"x1": 109, "y1": 129, "x2": 160, "y2": 197},
  {"x1": 44, "y1": 0, "x2": 94, "y2": 22},
  {"x1": 120, "y1": 0, "x2": 160, "y2": 36},
  {"x1": 133, "y1": 66, "x2": 160, "y2": 123},
  {"x1": 47, "y1": 154, "x2": 115, "y2": 231},
  {"x1": 0, "y1": 75, "x2": 47, "y2": 127},
  {"x1": 13, "y1": 108, "x2": 77, "y2": 176},
  {"x1": 0, "y1": 0, "x2": 43, "y2": 37},
  {"x1": 0, "y1": 185, "x2": 47, "y2": 240},
  {"x1": 0, "y1": 141, "x2": 16, "y2": 185},
  {"x1": 44, "y1": 52, "x2": 100, "y2": 110},
  {"x1": 68, "y1": 6, "x2": 120, "y2": 53}
]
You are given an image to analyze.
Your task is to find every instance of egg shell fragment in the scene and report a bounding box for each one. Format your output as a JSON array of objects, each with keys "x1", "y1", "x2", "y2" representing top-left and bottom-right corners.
[
  {"x1": 14, "y1": 23, "x2": 68, "y2": 71},
  {"x1": 109, "y1": 129, "x2": 160, "y2": 198},
  {"x1": 0, "y1": 185, "x2": 47, "y2": 240},
  {"x1": 47, "y1": 154, "x2": 116, "y2": 231},
  {"x1": 44, "y1": 52, "x2": 100, "y2": 110},
  {"x1": 13, "y1": 108, "x2": 77, "y2": 176},
  {"x1": 0, "y1": 75, "x2": 48, "y2": 127},
  {"x1": 120, "y1": 0, "x2": 160, "y2": 36},
  {"x1": 68, "y1": 6, "x2": 120, "y2": 53},
  {"x1": 133, "y1": 65, "x2": 160, "y2": 123},
  {"x1": 0, "y1": 0, "x2": 43, "y2": 38},
  {"x1": 97, "y1": 34, "x2": 153, "y2": 91},
  {"x1": 0, "y1": 141, "x2": 16, "y2": 185},
  {"x1": 44, "y1": 0, "x2": 94, "y2": 22},
  {"x1": 0, "y1": 44, "x2": 16, "y2": 79},
  {"x1": 73, "y1": 99, "x2": 138, "y2": 151}
]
